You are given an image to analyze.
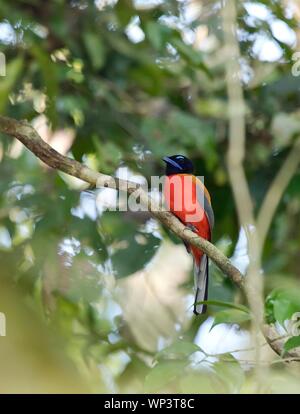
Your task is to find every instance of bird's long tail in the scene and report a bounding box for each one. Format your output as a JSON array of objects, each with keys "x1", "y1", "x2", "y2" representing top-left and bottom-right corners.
[{"x1": 193, "y1": 254, "x2": 209, "y2": 315}]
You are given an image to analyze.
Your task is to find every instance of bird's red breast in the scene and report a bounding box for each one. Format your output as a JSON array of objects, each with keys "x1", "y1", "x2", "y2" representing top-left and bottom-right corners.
[{"x1": 164, "y1": 174, "x2": 212, "y2": 265}]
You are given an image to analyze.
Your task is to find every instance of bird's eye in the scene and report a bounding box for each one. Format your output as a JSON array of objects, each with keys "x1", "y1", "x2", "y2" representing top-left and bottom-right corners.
[{"x1": 175, "y1": 155, "x2": 184, "y2": 160}]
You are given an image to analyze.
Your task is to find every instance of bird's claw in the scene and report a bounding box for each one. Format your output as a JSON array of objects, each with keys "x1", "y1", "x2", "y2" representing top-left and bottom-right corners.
[{"x1": 186, "y1": 223, "x2": 197, "y2": 233}]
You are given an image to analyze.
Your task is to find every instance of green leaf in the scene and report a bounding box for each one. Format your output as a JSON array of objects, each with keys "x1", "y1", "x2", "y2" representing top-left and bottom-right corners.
[
  {"x1": 180, "y1": 373, "x2": 216, "y2": 394},
  {"x1": 265, "y1": 289, "x2": 300, "y2": 324},
  {"x1": 284, "y1": 336, "x2": 300, "y2": 354},
  {"x1": 115, "y1": 0, "x2": 135, "y2": 26},
  {"x1": 145, "y1": 360, "x2": 187, "y2": 392},
  {"x1": 211, "y1": 309, "x2": 251, "y2": 329},
  {"x1": 171, "y1": 38, "x2": 211, "y2": 77},
  {"x1": 145, "y1": 21, "x2": 163, "y2": 50},
  {"x1": 83, "y1": 31, "x2": 106, "y2": 70},
  {"x1": 30, "y1": 44, "x2": 58, "y2": 126},
  {"x1": 274, "y1": 298, "x2": 298, "y2": 325},
  {"x1": 0, "y1": 57, "x2": 23, "y2": 112},
  {"x1": 213, "y1": 355, "x2": 245, "y2": 393},
  {"x1": 145, "y1": 21, "x2": 172, "y2": 51},
  {"x1": 155, "y1": 340, "x2": 202, "y2": 360},
  {"x1": 196, "y1": 300, "x2": 250, "y2": 313},
  {"x1": 92, "y1": 137, "x2": 121, "y2": 174}
]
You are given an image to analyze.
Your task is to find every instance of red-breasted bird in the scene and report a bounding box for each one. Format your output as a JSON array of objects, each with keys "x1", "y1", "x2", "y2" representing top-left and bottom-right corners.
[{"x1": 163, "y1": 155, "x2": 214, "y2": 315}]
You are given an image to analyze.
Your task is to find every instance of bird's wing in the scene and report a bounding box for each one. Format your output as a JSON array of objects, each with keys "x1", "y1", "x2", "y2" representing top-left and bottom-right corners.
[{"x1": 195, "y1": 177, "x2": 214, "y2": 235}]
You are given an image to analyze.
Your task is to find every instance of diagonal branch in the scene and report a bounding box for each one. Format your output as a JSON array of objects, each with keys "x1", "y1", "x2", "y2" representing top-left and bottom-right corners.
[{"x1": 0, "y1": 115, "x2": 244, "y2": 288}]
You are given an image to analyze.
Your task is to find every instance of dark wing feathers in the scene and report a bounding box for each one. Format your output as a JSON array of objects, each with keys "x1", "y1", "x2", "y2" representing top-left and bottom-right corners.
[{"x1": 195, "y1": 181, "x2": 214, "y2": 235}]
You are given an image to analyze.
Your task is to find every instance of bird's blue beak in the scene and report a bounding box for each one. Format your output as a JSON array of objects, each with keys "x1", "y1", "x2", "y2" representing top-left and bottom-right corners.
[{"x1": 162, "y1": 156, "x2": 183, "y2": 170}]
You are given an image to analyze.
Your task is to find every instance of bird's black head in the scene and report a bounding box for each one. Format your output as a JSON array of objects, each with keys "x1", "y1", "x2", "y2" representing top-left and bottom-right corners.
[{"x1": 163, "y1": 155, "x2": 194, "y2": 176}]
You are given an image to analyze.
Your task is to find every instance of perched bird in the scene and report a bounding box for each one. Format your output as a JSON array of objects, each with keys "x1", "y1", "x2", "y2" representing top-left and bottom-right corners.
[{"x1": 163, "y1": 155, "x2": 214, "y2": 314}]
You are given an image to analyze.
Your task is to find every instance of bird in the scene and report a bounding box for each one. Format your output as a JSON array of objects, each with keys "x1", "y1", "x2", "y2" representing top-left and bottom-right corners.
[{"x1": 162, "y1": 155, "x2": 214, "y2": 315}]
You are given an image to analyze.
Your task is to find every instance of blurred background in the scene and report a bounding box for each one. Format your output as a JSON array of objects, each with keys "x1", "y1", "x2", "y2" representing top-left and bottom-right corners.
[{"x1": 0, "y1": 0, "x2": 300, "y2": 393}]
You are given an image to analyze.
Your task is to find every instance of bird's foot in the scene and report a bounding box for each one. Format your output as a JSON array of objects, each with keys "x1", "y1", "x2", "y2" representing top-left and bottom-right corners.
[{"x1": 186, "y1": 223, "x2": 197, "y2": 233}]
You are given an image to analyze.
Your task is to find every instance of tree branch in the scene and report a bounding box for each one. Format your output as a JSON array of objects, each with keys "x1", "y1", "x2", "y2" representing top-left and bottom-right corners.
[
  {"x1": 221, "y1": 0, "x2": 300, "y2": 362},
  {"x1": 0, "y1": 115, "x2": 244, "y2": 288}
]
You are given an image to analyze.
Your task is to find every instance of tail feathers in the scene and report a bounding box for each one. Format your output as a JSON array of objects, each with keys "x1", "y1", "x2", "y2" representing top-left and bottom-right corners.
[{"x1": 193, "y1": 255, "x2": 209, "y2": 315}]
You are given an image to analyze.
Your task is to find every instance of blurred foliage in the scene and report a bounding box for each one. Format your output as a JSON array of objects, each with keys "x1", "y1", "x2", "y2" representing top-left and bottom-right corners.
[{"x1": 0, "y1": 0, "x2": 300, "y2": 393}]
